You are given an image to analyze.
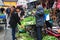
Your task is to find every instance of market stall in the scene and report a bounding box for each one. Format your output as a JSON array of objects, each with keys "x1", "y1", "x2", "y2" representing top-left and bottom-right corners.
[
  {"x1": 44, "y1": 8, "x2": 60, "y2": 40},
  {"x1": 16, "y1": 8, "x2": 36, "y2": 40}
]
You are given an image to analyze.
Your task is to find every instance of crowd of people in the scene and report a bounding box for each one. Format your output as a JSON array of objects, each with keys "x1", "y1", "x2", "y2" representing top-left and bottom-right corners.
[
  {"x1": 0, "y1": 6, "x2": 25, "y2": 40},
  {"x1": 0, "y1": 0, "x2": 60, "y2": 40}
]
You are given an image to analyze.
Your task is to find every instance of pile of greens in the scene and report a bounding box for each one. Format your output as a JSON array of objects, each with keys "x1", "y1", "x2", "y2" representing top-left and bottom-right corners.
[
  {"x1": 44, "y1": 9, "x2": 50, "y2": 14},
  {"x1": 42, "y1": 35, "x2": 58, "y2": 40},
  {"x1": 21, "y1": 16, "x2": 36, "y2": 26},
  {"x1": 17, "y1": 16, "x2": 36, "y2": 33},
  {"x1": 16, "y1": 33, "x2": 34, "y2": 40}
]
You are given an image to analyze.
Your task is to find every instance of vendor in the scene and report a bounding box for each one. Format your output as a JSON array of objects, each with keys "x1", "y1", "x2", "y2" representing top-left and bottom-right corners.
[{"x1": 35, "y1": 2, "x2": 45, "y2": 40}]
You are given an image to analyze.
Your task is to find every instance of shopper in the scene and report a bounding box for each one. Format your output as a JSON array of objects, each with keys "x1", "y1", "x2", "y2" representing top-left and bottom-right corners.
[
  {"x1": 6, "y1": 7, "x2": 11, "y2": 17},
  {"x1": 9, "y1": 6, "x2": 21, "y2": 40},
  {"x1": 35, "y1": 2, "x2": 45, "y2": 40},
  {"x1": 6, "y1": 7, "x2": 11, "y2": 28}
]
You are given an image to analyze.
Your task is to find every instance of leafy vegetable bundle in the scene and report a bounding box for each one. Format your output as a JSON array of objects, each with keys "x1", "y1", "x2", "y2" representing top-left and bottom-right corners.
[
  {"x1": 42, "y1": 35, "x2": 58, "y2": 40},
  {"x1": 21, "y1": 16, "x2": 36, "y2": 26},
  {"x1": 16, "y1": 33, "x2": 34, "y2": 40}
]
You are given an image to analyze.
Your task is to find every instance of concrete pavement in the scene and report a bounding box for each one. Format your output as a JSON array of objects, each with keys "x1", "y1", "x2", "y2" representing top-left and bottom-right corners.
[{"x1": 0, "y1": 28, "x2": 12, "y2": 40}]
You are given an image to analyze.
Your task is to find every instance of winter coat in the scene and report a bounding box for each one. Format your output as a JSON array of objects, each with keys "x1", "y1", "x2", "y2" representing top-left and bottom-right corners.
[{"x1": 35, "y1": 5, "x2": 45, "y2": 27}]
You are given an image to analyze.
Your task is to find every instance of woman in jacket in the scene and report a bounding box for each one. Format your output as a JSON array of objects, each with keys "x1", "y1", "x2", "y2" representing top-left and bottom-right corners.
[{"x1": 9, "y1": 6, "x2": 21, "y2": 40}]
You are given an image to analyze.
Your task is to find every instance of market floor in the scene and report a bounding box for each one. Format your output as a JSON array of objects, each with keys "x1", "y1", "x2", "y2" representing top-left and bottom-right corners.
[{"x1": 0, "y1": 28, "x2": 12, "y2": 40}]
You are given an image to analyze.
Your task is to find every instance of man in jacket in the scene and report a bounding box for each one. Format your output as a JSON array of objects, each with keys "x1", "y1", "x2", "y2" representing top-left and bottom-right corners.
[{"x1": 35, "y1": 2, "x2": 45, "y2": 40}]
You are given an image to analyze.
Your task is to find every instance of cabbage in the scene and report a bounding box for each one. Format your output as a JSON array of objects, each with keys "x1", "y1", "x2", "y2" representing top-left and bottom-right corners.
[
  {"x1": 42, "y1": 35, "x2": 58, "y2": 40},
  {"x1": 16, "y1": 33, "x2": 34, "y2": 40},
  {"x1": 21, "y1": 16, "x2": 36, "y2": 26}
]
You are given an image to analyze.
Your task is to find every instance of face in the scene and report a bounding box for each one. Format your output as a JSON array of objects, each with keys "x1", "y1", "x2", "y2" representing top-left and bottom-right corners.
[
  {"x1": 16, "y1": 9, "x2": 20, "y2": 12},
  {"x1": 10, "y1": 6, "x2": 15, "y2": 12}
]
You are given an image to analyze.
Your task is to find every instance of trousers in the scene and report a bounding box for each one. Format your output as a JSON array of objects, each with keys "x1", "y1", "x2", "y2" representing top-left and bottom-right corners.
[
  {"x1": 12, "y1": 27, "x2": 16, "y2": 40},
  {"x1": 36, "y1": 26, "x2": 42, "y2": 40}
]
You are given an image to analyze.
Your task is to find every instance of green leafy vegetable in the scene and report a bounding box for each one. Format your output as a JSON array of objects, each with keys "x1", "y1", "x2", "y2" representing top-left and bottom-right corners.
[
  {"x1": 21, "y1": 16, "x2": 36, "y2": 26},
  {"x1": 42, "y1": 35, "x2": 58, "y2": 40}
]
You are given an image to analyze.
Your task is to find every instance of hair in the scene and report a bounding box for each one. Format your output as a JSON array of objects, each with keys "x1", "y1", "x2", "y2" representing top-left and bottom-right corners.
[
  {"x1": 36, "y1": 1, "x2": 41, "y2": 5},
  {"x1": 16, "y1": 7, "x2": 20, "y2": 10},
  {"x1": 16, "y1": 6, "x2": 24, "y2": 11},
  {"x1": 0, "y1": 8, "x2": 5, "y2": 13},
  {"x1": 16, "y1": 6, "x2": 25, "y2": 17},
  {"x1": 12, "y1": 6, "x2": 15, "y2": 8}
]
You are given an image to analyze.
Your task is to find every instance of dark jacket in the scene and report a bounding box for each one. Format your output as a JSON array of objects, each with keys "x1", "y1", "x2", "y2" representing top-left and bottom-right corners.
[
  {"x1": 20, "y1": 9, "x2": 25, "y2": 17},
  {"x1": 6, "y1": 8, "x2": 11, "y2": 15},
  {"x1": 9, "y1": 12, "x2": 21, "y2": 28},
  {"x1": 35, "y1": 5, "x2": 45, "y2": 27}
]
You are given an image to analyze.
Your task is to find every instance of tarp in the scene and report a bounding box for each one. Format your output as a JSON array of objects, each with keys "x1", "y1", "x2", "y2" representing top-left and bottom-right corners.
[
  {"x1": 57, "y1": 3, "x2": 60, "y2": 8},
  {"x1": 57, "y1": 0, "x2": 60, "y2": 8}
]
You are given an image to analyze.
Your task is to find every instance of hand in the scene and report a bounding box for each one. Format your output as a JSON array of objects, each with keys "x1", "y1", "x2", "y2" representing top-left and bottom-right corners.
[
  {"x1": 20, "y1": 25, "x2": 25, "y2": 28},
  {"x1": 20, "y1": 17, "x2": 24, "y2": 20},
  {"x1": 56, "y1": 29, "x2": 60, "y2": 33}
]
